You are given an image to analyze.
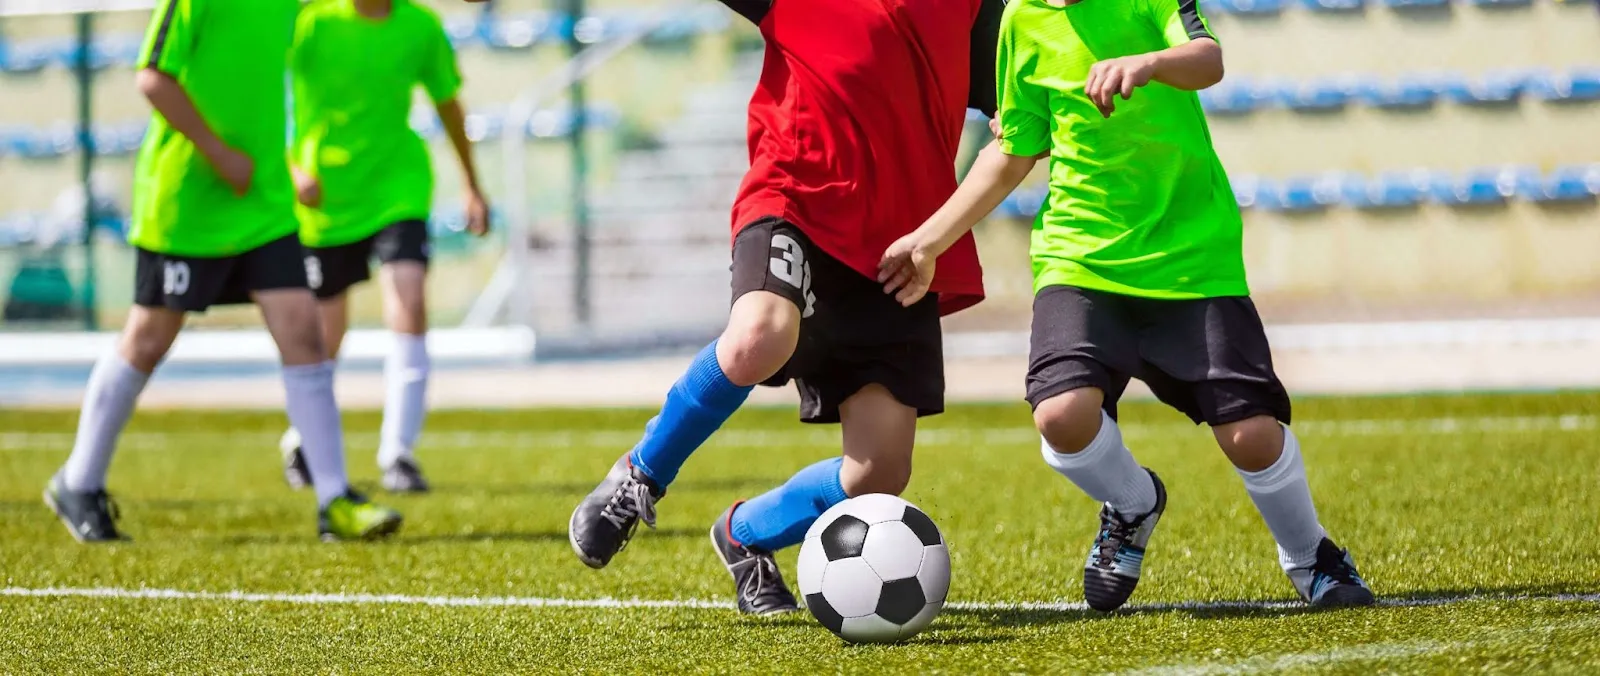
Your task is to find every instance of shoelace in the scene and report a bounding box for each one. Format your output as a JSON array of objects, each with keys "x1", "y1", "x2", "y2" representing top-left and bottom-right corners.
[
  {"x1": 1093, "y1": 512, "x2": 1140, "y2": 568},
  {"x1": 1313, "y1": 549, "x2": 1362, "y2": 586},
  {"x1": 599, "y1": 479, "x2": 657, "y2": 539},
  {"x1": 90, "y1": 491, "x2": 121, "y2": 531},
  {"x1": 734, "y1": 554, "x2": 787, "y2": 608}
]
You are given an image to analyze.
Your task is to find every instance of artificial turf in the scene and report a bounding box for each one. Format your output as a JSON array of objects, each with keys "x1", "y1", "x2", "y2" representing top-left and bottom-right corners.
[{"x1": 1, "y1": 392, "x2": 1597, "y2": 673}]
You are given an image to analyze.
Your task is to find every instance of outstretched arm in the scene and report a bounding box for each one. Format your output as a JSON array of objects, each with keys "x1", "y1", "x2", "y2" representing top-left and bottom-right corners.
[{"x1": 878, "y1": 141, "x2": 1041, "y2": 306}]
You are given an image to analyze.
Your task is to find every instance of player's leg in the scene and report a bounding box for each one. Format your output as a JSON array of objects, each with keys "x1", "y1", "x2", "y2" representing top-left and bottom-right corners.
[
  {"x1": 372, "y1": 220, "x2": 432, "y2": 492},
  {"x1": 1141, "y1": 295, "x2": 1373, "y2": 607},
  {"x1": 279, "y1": 240, "x2": 363, "y2": 489},
  {"x1": 709, "y1": 247, "x2": 936, "y2": 614},
  {"x1": 248, "y1": 235, "x2": 401, "y2": 540},
  {"x1": 1027, "y1": 285, "x2": 1163, "y2": 611},
  {"x1": 569, "y1": 217, "x2": 805, "y2": 569}
]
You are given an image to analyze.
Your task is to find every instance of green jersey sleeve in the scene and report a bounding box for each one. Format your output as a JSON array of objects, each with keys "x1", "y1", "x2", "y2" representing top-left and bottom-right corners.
[
  {"x1": 419, "y1": 18, "x2": 463, "y2": 104},
  {"x1": 139, "y1": 0, "x2": 203, "y2": 75},
  {"x1": 1144, "y1": 0, "x2": 1216, "y2": 48},
  {"x1": 994, "y1": 17, "x2": 1050, "y2": 158}
]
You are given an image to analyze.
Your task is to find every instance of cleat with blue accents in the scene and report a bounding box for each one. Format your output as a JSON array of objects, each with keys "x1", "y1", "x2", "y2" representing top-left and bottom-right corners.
[
  {"x1": 1082, "y1": 468, "x2": 1166, "y2": 612},
  {"x1": 1290, "y1": 538, "x2": 1376, "y2": 607}
]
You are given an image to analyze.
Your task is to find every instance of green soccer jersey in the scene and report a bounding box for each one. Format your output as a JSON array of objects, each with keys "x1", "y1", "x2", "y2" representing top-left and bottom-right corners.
[
  {"x1": 996, "y1": 0, "x2": 1247, "y2": 299},
  {"x1": 130, "y1": 0, "x2": 299, "y2": 257},
  {"x1": 290, "y1": 0, "x2": 463, "y2": 248}
]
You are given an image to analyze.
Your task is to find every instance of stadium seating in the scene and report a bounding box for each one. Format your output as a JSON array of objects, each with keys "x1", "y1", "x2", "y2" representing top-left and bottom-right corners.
[{"x1": 1196, "y1": 69, "x2": 1600, "y2": 114}]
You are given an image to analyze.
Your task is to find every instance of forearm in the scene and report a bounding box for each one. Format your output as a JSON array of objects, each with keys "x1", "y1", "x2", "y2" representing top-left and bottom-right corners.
[
  {"x1": 916, "y1": 141, "x2": 1039, "y2": 255},
  {"x1": 1147, "y1": 37, "x2": 1224, "y2": 91},
  {"x1": 136, "y1": 68, "x2": 227, "y2": 156},
  {"x1": 435, "y1": 99, "x2": 482, "y2": 192}
]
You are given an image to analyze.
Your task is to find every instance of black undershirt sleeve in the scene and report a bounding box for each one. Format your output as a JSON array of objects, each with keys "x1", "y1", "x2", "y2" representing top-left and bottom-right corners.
[
  {"x1": 717, "y1": 0, "x2": 773, "y2": 25},
  {"x1": 967, "y1": 0, "x2": 1006, "y2": 118}
]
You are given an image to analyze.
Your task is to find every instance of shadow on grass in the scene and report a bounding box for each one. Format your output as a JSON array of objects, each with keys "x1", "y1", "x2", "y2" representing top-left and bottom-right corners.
[{"x1": 428, "y1": 476, "x2": 777, "y2": 498}]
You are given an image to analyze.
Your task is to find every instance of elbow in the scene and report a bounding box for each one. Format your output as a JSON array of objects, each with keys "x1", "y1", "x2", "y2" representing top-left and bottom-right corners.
[
  {"x1": 1194, "y1": 41, "x2": 1225, "y2": 90},
  {"x1": 135, "y1": 68, "x2": 169, "y2": 100},
  {"x1": 1200, "y1": 60, "x2": 1225, "y2": 90}
]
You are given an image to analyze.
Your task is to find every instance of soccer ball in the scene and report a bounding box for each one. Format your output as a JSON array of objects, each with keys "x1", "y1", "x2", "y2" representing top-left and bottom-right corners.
[{"x1": 797, "y1": 494, "x2": 950, "y2": 643}]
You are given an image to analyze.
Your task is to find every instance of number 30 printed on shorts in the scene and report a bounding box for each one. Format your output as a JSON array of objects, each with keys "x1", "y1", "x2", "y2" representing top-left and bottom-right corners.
[{"x1": 768, "y1": 234, "x2": 817, "y2": 318}]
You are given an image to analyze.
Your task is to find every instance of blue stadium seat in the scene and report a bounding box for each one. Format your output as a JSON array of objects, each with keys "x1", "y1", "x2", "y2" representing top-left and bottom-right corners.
[
  {"x1": 1230, "y1": 175, "x2": 1270, "y2": 209},
  {"x1": 1517, "y1": 165, "x2": 1599, "y2": 203},
  {"x1": 464, "y1": 112, "x2": 505, "y2": 143},
  {"x1": 1356, "y1": 76, "x2": 1441, "y2": 109},
  {"x1": 1262, "y1": 176, "x2": 1340, "y2": 211},
  {"x1": 1298, "y1": 0, "x2": 1364, "y2": 12},
  {"x1": 1199, "y1": 78, "x2": 1265, "y2": 115},
  {"x1": 1214, "y1": 0, "x2": 1287, "y2": 14},
  {"x1": 1382, "y1": 0, "x2": 1449, "y2": 8},
  {"x1": 0, "y1": 42, "x2": 53, "y2": 74},
  {"x1": 1271, "y1": 79, "x2": 1355, "y2": 112},
  {"x1": 1438, "y1": 71, "x2": 1526, "y2": 106},
  {"x1": 1430, "y1": 168, "x2": 1513, "y2": 206},
  {"x1": 1466, "y1": 0, "x2": 1532, "y2": 6},
  {"x1": 484, "y1": 13, "x2": 558, "y2": 49},
  {"x1": 1342, "y1": 171, "x2": 1430, "y2": 209},
  {"x1": 7, "y1": 125, "x2": 77, "y2": 159},
  {"x1": 90, "y1": 121, "x2": 147, "y2": 156},
  {"x1": 443, "y1": 14, "x2": 485, "y2": 48},
  {"x1": 997, "y1": 185, "x2": 1047, "y2": 219},
  {"x1": 1526, "y1": 69, "x2": 1600, "y2": 103}
]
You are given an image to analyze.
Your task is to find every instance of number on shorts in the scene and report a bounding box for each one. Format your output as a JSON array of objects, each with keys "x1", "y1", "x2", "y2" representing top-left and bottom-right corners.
[
  {"x1": 162, "y1": 261, "x2": 191, "y2": 296},
  {"x1": 304, "y1": 256, "x2": 323, "y2": 291},
  {"x1": 769, "y1": 234, "x2": 817, "y2": 318}
]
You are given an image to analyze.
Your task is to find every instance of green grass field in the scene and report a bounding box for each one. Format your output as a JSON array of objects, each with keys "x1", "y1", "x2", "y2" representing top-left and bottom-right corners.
[{"x1": 2, "y1": 392, "x2": 1598, "y2": 673}]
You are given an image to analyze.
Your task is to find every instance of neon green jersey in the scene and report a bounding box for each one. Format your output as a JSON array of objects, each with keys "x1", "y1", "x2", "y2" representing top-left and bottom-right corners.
[
  {"x1": 290, "y1": 0, "x2": 463, "y2": 248},
  {"x1": 996, "y1": 0, "x2": 1247, "y2": 299},
  {"x1": 130, "y1": 0, "x2": 299, "y2": 257}
]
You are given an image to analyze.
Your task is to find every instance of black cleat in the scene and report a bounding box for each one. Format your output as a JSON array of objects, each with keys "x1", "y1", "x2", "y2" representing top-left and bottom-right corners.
[
  {"x1": 280, "y1": 428, "x2": 312, "y2": 490},
  {"x1": 710, "y1": 505, "x2": 799, "y2": 615},
  {"x1": 1083, "y1": 469, "x2": 1167, "y2": 612},
  {"x1": 44, "y1": 474, "x2": 128, "y2": 543},
  {"x1": 381, "y1": 458, "x2": 431, "y2": 494},
  {"x1": 568, "y1": 455, "x2": 662, "y2": 569},
  {"x1": 1290, "y1": 538, "x2": 1376, "y2": 607}
]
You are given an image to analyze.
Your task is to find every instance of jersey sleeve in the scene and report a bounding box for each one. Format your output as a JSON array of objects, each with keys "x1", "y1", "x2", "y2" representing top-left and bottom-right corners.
[
  {"x1": 1145, "y1": 0, "x2": 1216, "y2": 48},
  {"x1": 139, "y1": 0, "x2": 203, "y2": 76},
  {"x1": 966, "y1": 0, "x2": 1005, "y2": 117},
  {"x1": 419, "y1": 17, "x2": 465, "y2": 104},
  {"x1": 994, "y1": 17, "x2": 1050, "y2": 158}
]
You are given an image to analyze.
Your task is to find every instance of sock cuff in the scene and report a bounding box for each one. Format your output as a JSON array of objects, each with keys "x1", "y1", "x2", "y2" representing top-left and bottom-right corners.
[
  {"x1": 1041, "y1": 411, "x2": 1122, "y2": 469},
  {"x1": 392, "y1": 332, "x2": 428, "y2": 355},
  {"x1": 818, "y1": 457, "x2": 849, "y2": 505},
  {"x1": 100, "y1": 350, "x2": 152, "y2": 383},
  {"x1": 282, "y1": 360, "x2": 337, "y2": 380},
  {"x1": 683, "y1": 340, "x2": 753, "y2": 406},
  {"x1": 1239, "y1": 424, "x2": 1304, "y2": 492}
]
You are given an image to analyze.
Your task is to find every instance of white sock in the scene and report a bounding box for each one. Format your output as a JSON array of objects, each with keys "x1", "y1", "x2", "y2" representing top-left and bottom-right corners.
[
  {"x1": 283, "y1": 361, "x2": 350, "y2": 507},
  {"x1": 61, "y1": 352, "x2": 150, "y2": 492},
  {"x1": 1040, "y1": 411, "x2": 1158, "y2": 517},
  {"x1": 377, "y1": 332, "x2": 429, "y2": 469},
  {"x1": 1238, "y1": 425, "x2": 1326, "y2": 572}
]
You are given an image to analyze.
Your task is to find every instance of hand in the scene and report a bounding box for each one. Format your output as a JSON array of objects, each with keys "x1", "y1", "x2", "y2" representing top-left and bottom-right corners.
[
  {"x1": 205, "y1": 144, "x2": 254, "y2": 197},
  {"x1": 877, "y1": 233, "x2": 937, "y2": 307},
  {"x1": 1085, "y1": 54, "x2": 1157, "y2": 118},
  {"x1": 292, "y1": 166, "x2": 322, "y2": 208},
  {"x1": 465, "y1": 189, "x2": 490, "y2": 236},
  {"x1": 988, "y1": 117, "x2": 1002, "y2": 140}
]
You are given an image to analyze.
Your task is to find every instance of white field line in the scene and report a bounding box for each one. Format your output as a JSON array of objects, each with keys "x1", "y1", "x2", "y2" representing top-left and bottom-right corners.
[
  {"x1": 1, "y1": 586, "x2": 1595, "y2": 614},
  {"x1": 0, "y1": 414, "x2": 1593, "y2": 453},
  {"x1": 1118, "y1": 614, "x2": 1600, "y2": 675}
]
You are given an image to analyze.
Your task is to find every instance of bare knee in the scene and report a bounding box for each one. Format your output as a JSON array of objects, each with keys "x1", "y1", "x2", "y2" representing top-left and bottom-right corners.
[
  {"x1": 117, "y1": 308, "x2": 184, "y2": 372},
  {"x1": 840, "y1": 454, "x2": 912, "y2": 497},
  {"x1": 1033, "y1": 388, "x2": 1106, "y2": 454},
  {"x1": 381, "y1": 262, "x2": 427, "y2": 335},
  {"x1": 716, "y1": 293, "x2": 800, "y2": 386},
  {"x1": 1213, "y1": 415, "x2": 1284, "y2": 472}
]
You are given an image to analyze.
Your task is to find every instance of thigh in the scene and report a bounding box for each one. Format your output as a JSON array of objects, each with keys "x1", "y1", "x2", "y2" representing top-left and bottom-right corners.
[
  {"x1": 304, "y1": 234, "x2": 375, "y2": 300},
  {"x1": 1026, "y1": 285, "x2": 1141, "y2": 418},
  {"x1": 730, "y1": 217, "x2": 821, "y2": 388},
  {"x1": 1135, "y1": 296, "x2": 1292, "y2": 426},
  {"x1": 795, "y1": 253, "x2": 944, "y2": 424},
  {"x1": 133, "y1": 247, "x2": 242, "y2": 313}
]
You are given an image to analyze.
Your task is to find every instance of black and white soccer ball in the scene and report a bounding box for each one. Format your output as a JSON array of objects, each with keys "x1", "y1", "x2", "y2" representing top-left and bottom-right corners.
[{"x1": 797, "y1": 494, "x2": 950, "y2": 643}]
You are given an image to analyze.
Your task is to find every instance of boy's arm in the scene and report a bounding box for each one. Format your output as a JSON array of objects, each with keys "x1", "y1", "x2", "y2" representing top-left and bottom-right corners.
[
  {"x1": 1084, "y1": 39, "x2": 1222, "y2": 118},
  {"x1": 878, "y1": 141, "x2": 1040, "y2": 306},
  {"x1": 136, "y1": 0, "x2": 253, "y2": 196},
  {"x1": 435, "y1": 99, "x2": 490, "y2": 236}
]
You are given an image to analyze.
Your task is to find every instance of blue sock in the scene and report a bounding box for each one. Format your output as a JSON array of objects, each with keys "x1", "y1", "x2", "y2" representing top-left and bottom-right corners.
[
  {"x1": 628, "y1": 340, "x2": 753, "y2": 488},
  {"x1": 729, "y1": 457, "x2": 849, "y2": 552}
]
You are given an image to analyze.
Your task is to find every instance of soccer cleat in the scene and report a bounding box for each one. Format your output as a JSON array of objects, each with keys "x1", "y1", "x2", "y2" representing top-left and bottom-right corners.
[
  {"x1": 710, "y1": 505, "x2": 800, "y2": 615},
  {"x1": 568, "y1": 454, "x2": 662, "y2": 569},
  {"x1": 280, "y1": 428, "x2": 312, "y2": 490},
  {"x1": 381, "y1": 458, "x2": 431, "y2": 494},
  {"x1": 1083, "y1": 468, "x2": 1167, "y2": 612},
  {"x1": 1289, "y1": 538, "x2": 1376, "y2": 608},
  {"x1": 44, "y1": 474, "x2": 128, "y2": 543},
  {"x1": 318, "y1": 491, "x2": 403, "y2": 542}
]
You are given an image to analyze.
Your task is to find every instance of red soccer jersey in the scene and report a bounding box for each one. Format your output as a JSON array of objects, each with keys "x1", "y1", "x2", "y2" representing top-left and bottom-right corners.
[{"x1": 724, "y1": 0, "x2": 1004, "y2": 316}]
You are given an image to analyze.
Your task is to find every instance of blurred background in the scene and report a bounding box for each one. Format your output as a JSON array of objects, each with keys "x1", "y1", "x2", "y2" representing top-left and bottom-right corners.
[{"x1": 0, "y1": 0, "x2": 1596, "y2": 406}]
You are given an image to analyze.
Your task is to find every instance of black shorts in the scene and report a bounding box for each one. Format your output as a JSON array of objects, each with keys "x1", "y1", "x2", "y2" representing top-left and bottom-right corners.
[
  {"x1": 303, "y1": 219, "x2": 431, "y2": 299},
  {"x1": 1026, "y1": 285, "x2": 1292, "y2": 426},
  {"x1": 731, "y1": 216, "x2": 944, "y2": 424},
  {"x1": 134, "y1": 234, "x2": 308, "y2": 313}
]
